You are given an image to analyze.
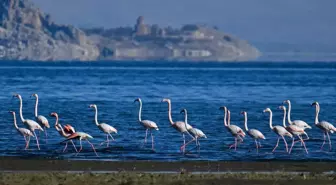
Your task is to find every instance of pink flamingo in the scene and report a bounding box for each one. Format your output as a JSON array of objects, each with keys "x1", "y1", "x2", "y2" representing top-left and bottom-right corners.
[
  {"x1": 134, "y1": 98, "x2": 159, "y2": 150},
  {"x1": 278, "y1": 106, "x2": 308, "y2": 154},
  {"x1": 241, "y1": 111, "x2": 265, "y2": 153},
  {"x1": 263, "y1": 108, "x2": 292, "y2": 153},
  {"x1": 61, "y1": 131, "x2": 98, "y2": 157},
  {"x1": 32, "y1": 93, "x2": 50, "y2": 143},
  {"x1": 89, "y1": 104, "x2": 117, "y2": 147},
  {"x1": 161, "y1": 98, "x2": 193, "y2": 153},
  {"x1": 13, "y1": 94, "x2": 44, "y2": 150},
  {"x1": 219, "y1": 106, "x2": 245, "y2": 151},
  {"x1": 9, "y1": 111, "x2": 34, "y2": 150},
  {"x1": 50, "y1": 112, "x2": 78, "y2": 153},
  {"x1": 311, "y1": 102, "x2": 336, "y2": 151}
]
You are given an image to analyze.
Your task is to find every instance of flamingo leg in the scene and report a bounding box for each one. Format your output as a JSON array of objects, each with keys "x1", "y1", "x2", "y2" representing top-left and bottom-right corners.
[
  {"x1": 26, "y1": 136, "x2": 30, "y2": 150},
  {"x1": 298, "y1": 135, "x2": 308, "y2": 154},
  {"x1": 272, "y1": 137, "x2": 280, "y2": 153},
  {"x1": 326, "y1": 132, "x2": 332, "y2": 151},
  {"x1": 282, "y1": 136, "x2": 289, "y2": 153},
  {"x1": 33, "y1": 131, "x2": 40, "y2": 150},
  {"x1": 258, "y1": 141, "x2": 262, "y2": 148},
  {"x1": 141, "y1": 129, "x2": 148, "y2": 148},
  {"x1": 23, "y1": 136, "x2": 27, "y2": 149},
  {"x1": 106, "y1": 134, "x2": 109, "y2": 147},
  {"x1": 181, "y1": 138, "x2": 196, "y2": 152},
  {"x1": 289, "y1": 137, "x2": 295, "y2": 154},
  {"x1": 76, "y1": 139, "x2": 83, "y2": 156},
  {"x1": 150, "y1": 130, "x2": 154, "y2": 151},
  {"x1": 86, "y1": 140, "x2": 98, "y2": 157},
  {"x1": 44, "y1": 127, "x2": 48, "y2": 144},
  {"x1": 196, "y1": 139, "x2": 200, "y2": 155},
  {"x1": 70, "y1": 140, "x2": 78, "y2": 152},
  {"x1": 108, "y1": 133, "x2": 115, "y2": 141},
  {"x1": 63, "y1": 141, "x2": 68, "y2": 153},
  {"x1": 320, "y1": 133, "x2": 326, "y2": 151},
  {"x1": 255, "y1": 139, "x2": 259, "y2": 153},
  {"x1": 182, "y1": 133, "x2": 186, "y2": 153}
]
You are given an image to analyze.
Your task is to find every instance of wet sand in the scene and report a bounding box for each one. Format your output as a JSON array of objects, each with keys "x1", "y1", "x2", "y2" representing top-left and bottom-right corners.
[{"x1": 1, "y1": 157, "x2": 336, "y2": 185}]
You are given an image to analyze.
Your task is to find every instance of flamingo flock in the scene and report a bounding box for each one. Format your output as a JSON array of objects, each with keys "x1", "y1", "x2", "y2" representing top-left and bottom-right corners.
[{"x1": 8, "y1": 94, "x2": 336, "y2": 157}]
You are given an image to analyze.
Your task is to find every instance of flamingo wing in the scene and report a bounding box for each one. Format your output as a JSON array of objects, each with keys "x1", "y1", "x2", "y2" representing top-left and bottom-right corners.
[
  {"x1": 100, "y1": 123, "x2": 117, "y2": 134},
  {"x1": 320, "y1": 121, "x2": 336, "y2": 133},
  {"x1": 249, "y1": 129, "x2": 265, "y2": 139},
  {"x1": 292, "y1": 120, "x2": 311, "y2": 129},
  {"x1": 25, "y1": 119, "x2": 44, "y2": 131},
  {"x1": 18, "y1": 128, "x2": 34, "y2": 137},
  {"x1": 141, "y1": 120, "x2": 159, "y2": 130},
  {"x1": 175, "y1": 121, "x2": 192, "y2": 133},
  {"x1": 37, "y1": 115, "x2": 50, "y2": 128}
]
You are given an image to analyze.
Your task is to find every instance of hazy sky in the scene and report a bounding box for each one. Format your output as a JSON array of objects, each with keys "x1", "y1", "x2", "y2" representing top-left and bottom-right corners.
[{"x1": 32, "y1": 0, "x2": 335, "y2": 49}]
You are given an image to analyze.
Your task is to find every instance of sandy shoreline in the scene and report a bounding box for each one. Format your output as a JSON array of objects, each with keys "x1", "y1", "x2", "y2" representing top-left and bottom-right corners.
[
  {"x1": 1, "y1": 157, "x2": 336, "y2": 185},
  {"x1": 1, "y1": 157, "x2": 336, "y2": 173}
]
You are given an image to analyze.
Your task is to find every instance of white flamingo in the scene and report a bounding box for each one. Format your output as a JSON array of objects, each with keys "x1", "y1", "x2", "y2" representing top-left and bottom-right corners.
[
  {"x1": 180, "y1": 109, "x2": 207, "y2": 154},
  {"x1": 134, "y1": 98, "x2": 159, "y2": 150},
  {"x1": 61, "y1": 131, "x2": 98, "y2": 156},
  {"x1": 32, "y1": 93, "x2": 50, "y2": 142},
  {"x1": 278, "y1": 106, "x2": 308, "y2": 154},
  {"x1": 219, "y1": 106, "x2": 245, "y2": 151},
  {"x1": 89, "y1": 104, "x2": 117, "y2": 147},
  {"x1": 311, "y1": 102, "x2": 336, "y2": 151},
  {"x1": 13, "y1": 94, "x2": 44, "y2": 150},
  {"x1": 9, "y1": 111, "x2": 34, "y2": 150},
  {"x1": 240, "y1": 111, "x2": 265, "y2": 153},
  {"x1": 161, "y1": 98, "x2": 193, "y2": 153},
  {"x1": 283, "y1": 100, "x2": 311, "y2": 131},
  {"x1": 50, "y1": 112, "x2": 78, "y2": 153},
  {"x1": 263, "y1": 108, "x2": 292, "y2": 153}
]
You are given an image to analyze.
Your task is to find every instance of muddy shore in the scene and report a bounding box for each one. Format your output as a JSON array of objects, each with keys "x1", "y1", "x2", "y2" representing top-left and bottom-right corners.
[{"x1": 1, "y1": 157, "x2": 336, "y2": 185}]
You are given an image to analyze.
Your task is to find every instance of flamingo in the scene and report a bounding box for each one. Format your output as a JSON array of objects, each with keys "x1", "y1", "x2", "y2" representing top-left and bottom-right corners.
[
  {"x1": 50, "y1": 112, "x2": 78, "y2": 152},
  {"x1": 9, "y1": 111, "x2": 35, "y2": 150},
  {"x1": 311, "y1": 102, "x2": 336, "y2": 151},
  {"x1": 61, "y1": 131, "x2": 98, "y2": 156},
  {"x1": 278, "y1": 106, "x2": 308, "y2": 154},
  {"x1": 219, "y1": 106, "x2": 245, "y2": 151},
  {"x1": 180, "y1": 109, "x2": 207, "y2": 154},
  {"x1": 240, "y1": 111, "x2": 265, "y2": 153},
  {"x1": 89, "y1": 104, "x2": 117, "y2": 147},
  {"x1": 13, "y1": 94, "x2": 44, "y2": 150},
  {"x1": 263, "y1": 108, "x2": 293, "y2": 153},
  {"x1": 161, "y1": 98, "x2": 193, "y2": 153},
  {"x1": 283, "y1": 100, "x2": 312, "y2": 131},
  {"x1": 32, "y1": 93, "x2": 50, "y2": 143},
  {"x1": 134, "y1": 98, "x2": 159, "y2": 150}
]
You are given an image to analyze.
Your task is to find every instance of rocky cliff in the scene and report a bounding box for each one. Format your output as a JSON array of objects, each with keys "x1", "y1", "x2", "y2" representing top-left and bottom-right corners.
[
  {"x1": 0, "y1": 0, "x2": 260, "y2": 61},
  {"x1": 0, "y1": 0, "x2": 99, "y2": 61}
]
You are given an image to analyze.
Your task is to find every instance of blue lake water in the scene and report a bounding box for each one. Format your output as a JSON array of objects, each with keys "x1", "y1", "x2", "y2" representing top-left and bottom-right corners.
[{"x1": 1, "y1": 61, "x2": 336, "y2": 161}]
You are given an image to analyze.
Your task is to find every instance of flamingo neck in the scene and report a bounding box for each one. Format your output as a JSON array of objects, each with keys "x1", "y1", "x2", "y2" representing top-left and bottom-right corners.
[
  {"x1": 167, "y1": 102, "x2": 174, "y2": 125},
  {"x1": 268, "y1": 111, "x2": 273, "y2": 129},
  {"x1": 58, "y1": 124, "x2": 68, "y2": 137},
  {"x1": 244, "y1": 113, "x2": 248, "y2": 131},
  {"x1": 94, "y1": 107, "x2": 99, "y2": 126},
  {"x1": 282, "y1": 109, "x2": 287, "y2": 127},
  {"x1": 223, "y1": 110, "x2": 227, "y2": 127},
  {"x1": 138, "y1": 100, "x2": 142, "y2": 122},
  {"x1": 18, "y1": 97, "x2": 25, "y2": 122},
  {"x1": 54, "y1": 115, "x2": 61, "y2": 131},
  {"x1": 12, "y1": 113, "x2": 18, "y2": 129},
  {"x1": 287, "y1": 102, "x2": 292, "y2": 124},
  {"x1": 183, "y1": 111, "x2": 188, "y2": 130},
  {"x1": 228, "y1": 112, "x2": 231, "y2": 125},
  {"x1": 314, "y1": 105, "x2": 320, "y2": 124},
  {"x1": 34, "y1": 96, "x2": 38, "y2": 117}
]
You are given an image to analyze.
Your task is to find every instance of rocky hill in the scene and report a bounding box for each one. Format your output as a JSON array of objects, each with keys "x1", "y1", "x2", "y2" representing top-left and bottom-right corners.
[
  {"x1": 0, "y1": 0, "x2": 260, "y2": 61},
  {"x1": 0, "y1": 0, "x2": 99, "y2": 61}
]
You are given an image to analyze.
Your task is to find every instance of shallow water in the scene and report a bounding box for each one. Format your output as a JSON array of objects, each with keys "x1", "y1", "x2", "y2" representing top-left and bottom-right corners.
[{"x1": 1, "y1": 61, "x2": 336, "y2": 161}]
